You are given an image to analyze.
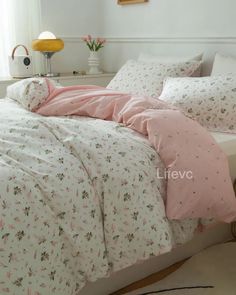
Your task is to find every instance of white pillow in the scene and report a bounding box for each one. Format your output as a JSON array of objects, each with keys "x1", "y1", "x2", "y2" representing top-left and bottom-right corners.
[
  {"x1": 211, "y1": 53, "x2": 236, "y2": 76},
  {"x1": 159, "y1": 75, "x2": 236, "y2": 133},
  {"x1": 107, "y1": 59, "x2": 201, "y2": 98},
  {"x1": 138, "y1": 52, "x2": 203, "y2": 77},
  {"x1": 7, "y1": 78, "x2": 49, "y2": 110}
]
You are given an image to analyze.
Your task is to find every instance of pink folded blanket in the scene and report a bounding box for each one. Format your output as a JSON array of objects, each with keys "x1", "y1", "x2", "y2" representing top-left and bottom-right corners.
[{"x1": 33, "y1": 79, "x2": 236, "y2": 222}]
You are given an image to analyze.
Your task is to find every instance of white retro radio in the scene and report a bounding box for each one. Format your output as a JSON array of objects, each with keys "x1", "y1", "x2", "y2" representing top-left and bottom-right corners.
[{"x1": 8, "y1": 44, "x2": 33, "y2": 78}]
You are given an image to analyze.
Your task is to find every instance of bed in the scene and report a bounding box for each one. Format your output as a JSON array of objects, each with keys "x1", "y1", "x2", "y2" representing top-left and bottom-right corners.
[
  {"x1": 0, "y1": 95, "x2": 236, "y2": 295},
  {"x1": 1, "y1": 55, "x2": 236, "y2": 294}
]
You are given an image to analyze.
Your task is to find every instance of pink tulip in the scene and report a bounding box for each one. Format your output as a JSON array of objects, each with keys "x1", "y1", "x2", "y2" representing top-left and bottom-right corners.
[
  {"x1": 100, "y1": 38, "x2": 106, "y2": 44},
  {"x1": 82, "y1": 35, "x2": 105, "y2": 51},
  {"x1": 96, "y1": 37, "x2": 106, "y2": 45}
]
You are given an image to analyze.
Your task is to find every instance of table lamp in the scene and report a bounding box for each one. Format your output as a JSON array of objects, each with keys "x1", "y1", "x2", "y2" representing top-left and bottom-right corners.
[{"x1": 32, "y1": 31, "x2": 64, "y2": 77}]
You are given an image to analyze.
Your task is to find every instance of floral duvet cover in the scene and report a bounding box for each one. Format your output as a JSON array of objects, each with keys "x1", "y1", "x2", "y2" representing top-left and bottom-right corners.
[{"x1": 0, "y1": 98, "x2": 201, "y2": 295}]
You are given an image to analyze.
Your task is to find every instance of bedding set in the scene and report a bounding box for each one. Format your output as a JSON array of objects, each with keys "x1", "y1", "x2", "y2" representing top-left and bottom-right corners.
[{"x1": 1, "y1": 55, "x2": 236, "y2": 295}]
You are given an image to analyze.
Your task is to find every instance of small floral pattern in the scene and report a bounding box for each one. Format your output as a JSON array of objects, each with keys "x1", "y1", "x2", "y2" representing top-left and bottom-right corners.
[
  {"x1": 107, "y1": 60, "x2": 201, "y2": 98},
  {"x1": 7, "y1": 78, "x2": 50, "y2": 111},
  {"x1": 138, "y1": 53, "x2": 203, "y2": 77},
  {"x1": 0, "y1": 98, "x2": 203, "y2": 294},
  {"x1": 159, "y1": 75, "x2": 236, "y2": 133}
]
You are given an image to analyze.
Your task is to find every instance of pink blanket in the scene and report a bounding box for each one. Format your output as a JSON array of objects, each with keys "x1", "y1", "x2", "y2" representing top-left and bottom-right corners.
[{"x1": 35, "y1": 79, "x2": 236, "y2": 222}]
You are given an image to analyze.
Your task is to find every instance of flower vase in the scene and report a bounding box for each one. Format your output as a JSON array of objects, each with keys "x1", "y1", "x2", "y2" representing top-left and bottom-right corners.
[{"x1": 88, "y1": 51, "x2": 102, "y2": 75}]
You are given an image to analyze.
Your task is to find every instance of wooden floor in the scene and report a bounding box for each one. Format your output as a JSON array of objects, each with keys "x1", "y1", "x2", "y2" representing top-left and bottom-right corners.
[{"x1": 111, "y1": 259, "x2": 188, "y2": 295}]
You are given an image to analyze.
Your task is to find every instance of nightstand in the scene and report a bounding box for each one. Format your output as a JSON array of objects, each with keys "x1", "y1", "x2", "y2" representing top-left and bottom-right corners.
[{"x1": 0, "y1": 72, "x2": 115, "y2": 98}]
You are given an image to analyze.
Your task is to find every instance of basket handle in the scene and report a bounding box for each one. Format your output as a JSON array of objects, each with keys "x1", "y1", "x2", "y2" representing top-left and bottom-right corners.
[{"x1": 11, "y1": 44, "x2": 29, "y2": 60}]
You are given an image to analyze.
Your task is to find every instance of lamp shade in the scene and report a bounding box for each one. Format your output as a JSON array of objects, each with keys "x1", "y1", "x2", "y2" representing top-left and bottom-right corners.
[
  {"x1": 32, "y1": 31, "x2": 64, "y2": 52},
  {"x1": 32, "y1": 39, "x2": 64, "y2": 52},
  {"x1": 38, "y1": 31, "x2": 56, "y2": 39},
  {"x1": 32, "y1": 31, "x2": 64, "y2": 77}
]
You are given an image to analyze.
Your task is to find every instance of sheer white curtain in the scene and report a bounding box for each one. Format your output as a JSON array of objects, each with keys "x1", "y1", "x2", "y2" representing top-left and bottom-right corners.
[{"x1": 0, "y1": 0, "x2": 42, "y2": 76}]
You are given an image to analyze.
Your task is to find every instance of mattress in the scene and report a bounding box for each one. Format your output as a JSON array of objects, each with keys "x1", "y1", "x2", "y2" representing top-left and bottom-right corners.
[{"x1": 212, "y1": 132, "x2": 236, "y2": 157}]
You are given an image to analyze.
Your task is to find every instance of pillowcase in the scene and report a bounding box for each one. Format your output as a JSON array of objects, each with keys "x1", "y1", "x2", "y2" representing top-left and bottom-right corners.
[
  {"x1": 107, "y1": 59, "x2": 202, "y2": 98},
  {"x1": 211, "y1": 53, "x2": 236, "y2": 76},
  {"x1": 159, "y1": 75, "x2": 236, "y2": 133},
  {"x1": 7, "y1": 78, "x2": 49, "y2": 110},
  {"x1": 138, "y1": 52, "x2": 203, "y2": 77}
]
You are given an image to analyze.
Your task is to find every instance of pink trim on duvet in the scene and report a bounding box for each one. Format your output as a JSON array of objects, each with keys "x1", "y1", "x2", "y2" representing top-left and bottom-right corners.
[{"x1": 35, "y1": 79, "x2": 236, "y2": 222}]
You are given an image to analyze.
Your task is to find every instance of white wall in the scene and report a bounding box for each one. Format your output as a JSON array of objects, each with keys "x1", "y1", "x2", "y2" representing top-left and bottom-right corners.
[
  {"x1": 40, "y1": 0, "x2": 103, "y2": 73},
  {"x1": 41, "y1": 0, "x2": 103, "y2": 37},
  {"x1": 39, "y1": 0, "x2": 236, "y2": 75},
  {"x1": 101, "y1": 0, "x2": 236, "y2": 38}
]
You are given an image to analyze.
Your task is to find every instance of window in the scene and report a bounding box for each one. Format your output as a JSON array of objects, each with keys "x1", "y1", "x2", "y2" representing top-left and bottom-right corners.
[{"x1": 0, "y1": 0, "x2": 41, "y2": 76}]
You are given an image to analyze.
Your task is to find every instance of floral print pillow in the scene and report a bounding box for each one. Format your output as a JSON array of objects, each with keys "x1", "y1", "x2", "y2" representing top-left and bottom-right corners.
[
  {"x1": 7, "y1": 78, "x2": 50, "y2": 111},
  {"x1": 159, "y1": 75, "x2": 236, "y2": 133},
  {"x1": 107, "y1": 59, "x2": 201, "y2": 98}
]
